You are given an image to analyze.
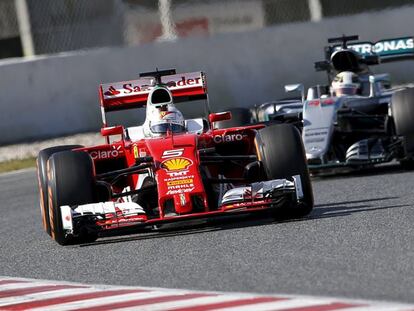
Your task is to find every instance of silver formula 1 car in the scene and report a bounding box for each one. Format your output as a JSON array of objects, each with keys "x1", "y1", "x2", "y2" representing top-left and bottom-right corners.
[{"x1": 253, "y1": 35, "x2": 414, "y2": 172}]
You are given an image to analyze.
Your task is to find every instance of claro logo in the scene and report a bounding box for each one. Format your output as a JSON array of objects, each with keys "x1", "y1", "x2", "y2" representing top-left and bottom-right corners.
[
  {"x1": 90, "y1": 150, "x2": 120, "y2": 160},
  {"x1": 213, "y1": 133, "x2": 244, "y2": 143}
]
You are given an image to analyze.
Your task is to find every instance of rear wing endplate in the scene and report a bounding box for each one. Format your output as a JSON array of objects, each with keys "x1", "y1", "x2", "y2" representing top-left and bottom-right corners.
[{"x1": 99, "y1": 71, "x2": 207, "y2": 112}]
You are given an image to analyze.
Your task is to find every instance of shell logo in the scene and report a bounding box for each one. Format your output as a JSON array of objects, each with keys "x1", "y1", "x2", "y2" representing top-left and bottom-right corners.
[{"x1": 161, "y1": 157, "x2": 192, "y2": 171}]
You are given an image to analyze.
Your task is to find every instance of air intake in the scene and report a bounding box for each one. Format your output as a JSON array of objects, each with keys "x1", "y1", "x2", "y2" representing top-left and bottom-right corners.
[{"x1": 151, "y1": 88, "x2": 172, "y2": 105}]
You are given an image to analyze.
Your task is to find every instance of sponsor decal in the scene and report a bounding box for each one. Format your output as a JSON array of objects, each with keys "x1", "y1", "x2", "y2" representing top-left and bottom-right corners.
[
  {"x1": 213, "y1": 133, "x2": 244, "y2": 143},
  {"x1": 123, "y1": 83, "x2": 152, "y2": 93},
  {"x1": 373, "y1": 38, "x2": 414, "y2": 54},
  {"x1": 104, "y1": 86, "x2": 121, "y2": 96},
  {"x1": 165, "y1": 174, "x2": 194, "y2": 182},
  {"x1": 164, "y1": 174, "x2": 195, "y2": 195},
  {"x1": 308, "y1": 99, "x2": 334, "y2": 107},
  {"x1": 166, "y1": 170, "x2": 190, "y2": 177},
  {"x1": 305, "y1": 138, "x2": 325, "y2": 143},
  {"x1": 103, "y1": 83, "x2": 151, "y2": 98},
  {"x1": 161, "y1": 157, "x2": 192, "y2": 171},
  {"x1": 321, "y1": 98, "x2": 335, "y2": 106},
  {"x1": 167, "y1": 178, "x2": 194, "y2": 186},
  {"x1": 342, "y1": 43, "x2": 374, "y2": 55},
  {"x1": 165, "y1": 76, "x2": 202, "y2": 88},
  {"x1": 166, "y1": 183, "x2": 193, "y2": 190},
  {"x1": 102, "y1": 74, "x2": 203, "y2": 99},
  {"x1": 160, "y1": 111, "x2": 174, "y2": 118},
  {"x1": 308, "y1": 100, "x2": 320, "y2": 107},
  {"x1": 133, "y1": 145, "x2": 139, "y2": 158},
  {"x1": 166, "y1": 187, "x2": 195, "y2": 195},
  {"x1": 139, "y1": 148, "x2": 147, "y2": 157},
  {"x1": 162, "y1": 148, "x2": 184, "y2": 159},
  {"x1": 90, "y1": 149, "x2": 121, "y2": 160},
  {"x1": 305, "y1": 131, "x2": 328, "y2": 137},
  {"x1": 335, "y1": 38, "x2": 414, "y2": 56},
  {"x1": 179, "y1": 193, "x2": 186, "y2": 206}
]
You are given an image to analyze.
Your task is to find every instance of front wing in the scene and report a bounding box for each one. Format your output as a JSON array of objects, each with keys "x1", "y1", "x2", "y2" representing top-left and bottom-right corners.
[{"x1": 60, "y1": 176, "x2": 304, "y2": 237}]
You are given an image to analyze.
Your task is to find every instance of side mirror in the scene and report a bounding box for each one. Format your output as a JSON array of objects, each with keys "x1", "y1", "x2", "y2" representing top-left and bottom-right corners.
[
  {"x1": 285, "y1": 83, "x2": 305, "y2": 103},
  {"x1": 369, "y1": 74, "x2": 390, "y2": 97},
  {"x1": 209, "y1": 111, "x2": 232, "y2": 123},
  {"x1": 369, "y1": 74, "x2": 390, "y2": 83},
  {"x1": 101, "y1": 125, "x2": 124, "y2": 137}
]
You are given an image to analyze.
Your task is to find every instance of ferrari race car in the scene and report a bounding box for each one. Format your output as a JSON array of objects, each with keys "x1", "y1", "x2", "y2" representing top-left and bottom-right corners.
[
  {"x1": 253, "y1": 35, "x2": 414, "y2": 172},
  {"x1": 37, "y1": 69, "x2": 313, "y2": 245}
]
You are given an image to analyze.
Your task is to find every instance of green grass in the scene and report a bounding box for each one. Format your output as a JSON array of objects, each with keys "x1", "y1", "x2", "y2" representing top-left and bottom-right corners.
[{"x1": 0, "y1": 157, "x2": 37, "y2": 173}]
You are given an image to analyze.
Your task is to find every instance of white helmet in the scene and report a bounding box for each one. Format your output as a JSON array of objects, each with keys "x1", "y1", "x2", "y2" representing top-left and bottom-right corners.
[
  {"x1": 149, "y1": 106, "x2": 185, "y2": 134},
  {"x1": 332, "y1": 71, "x2": 360, "y2": 97},
  {"x1": 143, "y1": 86, "x2": 185, "y2": 136}
]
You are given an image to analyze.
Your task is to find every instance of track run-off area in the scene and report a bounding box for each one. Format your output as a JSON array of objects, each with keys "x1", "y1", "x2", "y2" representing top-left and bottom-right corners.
[{"x1": 0, "y1": 164, "x2": 413, "y2": 308}]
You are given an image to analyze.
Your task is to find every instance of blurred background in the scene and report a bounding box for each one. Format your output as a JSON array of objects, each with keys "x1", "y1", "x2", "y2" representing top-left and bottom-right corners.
[
  {"x1": 1, "y1": 0, "x2": 414, "y2": 145},
  {"x1": 1, "y1": 0, "x2": 413, "y2": 58},
  {"x1": 0, "y1": 0, "x2": 414, "y2": 58}
]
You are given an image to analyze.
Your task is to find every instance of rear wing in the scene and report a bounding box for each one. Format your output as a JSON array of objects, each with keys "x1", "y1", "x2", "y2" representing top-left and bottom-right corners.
[
  {"x1": 337, "y1": 36, "x2": 414, "y2": 62},
  {"x1": 315, "y1": 35, "x2": 414, "y2": 79},
  {"x1": 99, "y1": 71, "x2": 207, "y2": 112}
]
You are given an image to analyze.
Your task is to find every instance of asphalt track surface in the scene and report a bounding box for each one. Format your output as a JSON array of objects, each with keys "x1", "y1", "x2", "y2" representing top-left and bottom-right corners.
[{"x1": 0, "y1": 165, "x2": 413, "y2": 304}]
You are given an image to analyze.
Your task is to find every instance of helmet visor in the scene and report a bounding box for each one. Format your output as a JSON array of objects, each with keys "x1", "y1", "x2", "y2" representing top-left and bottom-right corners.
[
  {"x1": 150, "y1": 122, "x2": 185, "y2": 134},
  {"x1": 336, "y1": 86, "x2": 358, "y2": 96}
]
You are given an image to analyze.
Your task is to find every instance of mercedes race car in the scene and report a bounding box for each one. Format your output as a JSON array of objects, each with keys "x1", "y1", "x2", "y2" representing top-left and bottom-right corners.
[
  {"x1": 253, "y1": 35, "x2": 414, "y2": 172},
  {"x1": 37, "y1": 69, "x2": 313, "y2": 245}
]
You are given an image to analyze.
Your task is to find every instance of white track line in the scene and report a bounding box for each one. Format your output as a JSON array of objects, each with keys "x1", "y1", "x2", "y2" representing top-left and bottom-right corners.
[
  {"x1": 339, "y1": 305, "x2": 414, "y2": 311},
  {"x1": 0, "y1": 276, "x2": 413, "y2": 311},
  {"x1": 0, "y1": 282, "x2": 67, "y2": 291},
  {"x1": 215, "y1": 297, "x2": 342, "y2": 311},
  {"x1": 0, "y1": 287, "x2": 99, "y2": 307},
  {"x1": 27, "y1": 291, "x2": 184, "y2": 311},
  {"x1": 115, "y1": 295, "x2": 258, "y2": 311}
]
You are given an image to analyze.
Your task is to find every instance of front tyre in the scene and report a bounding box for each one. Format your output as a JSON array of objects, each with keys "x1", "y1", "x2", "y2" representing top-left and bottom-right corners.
[
  {"x1": 255, "y1": 124, "x2": 313, "y2": 218},
  {"x1": 36, "y1": 145, "x2": 82, "y2": 236},
  {"x1": 391, "y1": 88, "x2": 414, "y2": 168},
  {"x1": 47, "y1": 150, "x2": 96, "y2": 245}
]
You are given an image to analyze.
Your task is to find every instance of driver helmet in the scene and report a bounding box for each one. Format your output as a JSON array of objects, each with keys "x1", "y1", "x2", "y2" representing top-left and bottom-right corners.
[
  {"x1": 332, "y1": 71, "x2": 360, "y2": 97},
  {"x1": 143, "y1": 86, "x2": 186, "y2": 137},
  {"x1": 149, "y1": 105, "x2": 185, "y2": 135}
]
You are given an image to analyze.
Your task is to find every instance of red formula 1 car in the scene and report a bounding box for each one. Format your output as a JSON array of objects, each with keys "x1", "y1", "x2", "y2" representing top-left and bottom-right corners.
[{"x1": 37, "y1": 69, "x2": 313, "y2": 245}]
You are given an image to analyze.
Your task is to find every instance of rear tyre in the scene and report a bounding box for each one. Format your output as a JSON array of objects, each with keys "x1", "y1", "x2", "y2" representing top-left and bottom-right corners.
[
  {"x1": 399, "y1": 158, "x2": 414, "y2": 170},
  {"x1": 215, "y1": 108, "x2": 252, "y2": 129},
  {"x1": 36, "y1": 145, "x2": 82, "y2": 236},
  {"x1": 391, "y1": 88, "x2": 414, "y2": 168},
  {"x1": 47, "y1": 150, "x2": 96, "y2": 245},
  {"x1": 255, "y1": 124, "x2": 313, "y2": 218}
]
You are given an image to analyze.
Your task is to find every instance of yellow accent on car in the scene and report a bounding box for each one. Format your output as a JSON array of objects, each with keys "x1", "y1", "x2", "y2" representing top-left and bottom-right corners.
[
  {"x1": 133, "y1": 145, "x2": 139, "y2": 158},
  {"x1": 161, "y1": 157, "x2": 192, "y2": 171}
]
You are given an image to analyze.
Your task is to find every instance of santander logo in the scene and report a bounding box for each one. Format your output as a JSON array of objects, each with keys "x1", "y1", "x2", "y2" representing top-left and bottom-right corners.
[
  {"x1": 103, "y1": 76, "x2": 202, "y2": 98},
  {"x1": 165, "y1": 76, "x2": 202, "y2": 88},
  {"x1": 104, "y1": 86, "x2": 121, "y2": 96}
]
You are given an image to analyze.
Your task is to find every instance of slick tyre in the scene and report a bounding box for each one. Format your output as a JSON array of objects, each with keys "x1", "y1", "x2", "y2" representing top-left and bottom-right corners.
[
  {"x1": 36, "y1": 145, "x2": 82, "y2": 236},
  {"x1": 47, "y1": 150, "x2": 96, "y2": 245},
  {"x1": 255, "y1": 124, "x2": 313, "y2": 218},
  {"x1": 215, "y1": 108, "x2": 252, "y2": 129},
  {"x1": 391, "y1": 88, "x2": 414, "y2": 167}
]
